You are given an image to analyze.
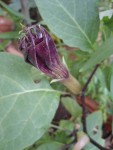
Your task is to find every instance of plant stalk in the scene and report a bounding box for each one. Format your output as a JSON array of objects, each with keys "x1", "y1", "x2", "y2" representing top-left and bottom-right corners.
[{"x1": 61, "y1": 73, "x2": 81, "y2": 95}]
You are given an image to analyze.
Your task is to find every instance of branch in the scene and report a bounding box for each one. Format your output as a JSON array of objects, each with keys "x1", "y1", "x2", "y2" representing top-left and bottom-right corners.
[
  {"x1": 81, "y1": 64, "x2": 110, "y2": 150},
  {"x1": 81, "y1": 64, "x2": 99, "y2": 132}
]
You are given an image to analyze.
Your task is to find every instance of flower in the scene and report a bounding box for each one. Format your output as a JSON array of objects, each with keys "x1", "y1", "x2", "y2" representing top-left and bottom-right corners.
[
  {"x1": 18, "y1": 25, "x2": 81, "y2": 95},
  {"x1": 18, "y1": 25, "x2": 69, "y2": 80}
]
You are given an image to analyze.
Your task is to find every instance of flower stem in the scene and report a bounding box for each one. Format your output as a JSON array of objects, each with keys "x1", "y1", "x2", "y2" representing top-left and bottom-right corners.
[{"x1": 61, "y1": 73, "x2": 81, "y2": 95}]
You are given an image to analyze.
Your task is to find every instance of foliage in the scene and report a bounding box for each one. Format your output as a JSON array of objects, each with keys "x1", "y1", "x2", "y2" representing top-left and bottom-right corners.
[{"x1": 0, "y1": 0, "x2": 113, "y2": 150}]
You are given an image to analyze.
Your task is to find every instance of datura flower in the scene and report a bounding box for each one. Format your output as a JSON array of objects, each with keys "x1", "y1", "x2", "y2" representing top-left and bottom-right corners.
[
  {"x1": 18, "y1": 25, "x2": 81, "y2": 94},
  {"x1": 19, "y1": 25, "x2": 68, "y2": 79}
]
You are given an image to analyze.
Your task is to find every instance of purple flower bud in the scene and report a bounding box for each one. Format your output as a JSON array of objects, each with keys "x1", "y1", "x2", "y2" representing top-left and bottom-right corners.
[{"x1": 18, "y1": 25, "x2": 69, "y2": 79}]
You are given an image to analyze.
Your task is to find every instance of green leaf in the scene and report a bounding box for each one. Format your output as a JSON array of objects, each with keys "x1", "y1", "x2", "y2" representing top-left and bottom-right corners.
[
  {"x1": 95, "y1": 68, "x2": 106, "y2": 88},
  {"x1": 0, "y1": 1, "x2": 23, "y2": 18},
  {"x1": 85, "y1": 111, "x2": 104, "y2": 150},
  {"x1": 36, "y1": 142, "x2": 63, "y2": 150},
  {"x1": 61, "y1": 97, "x2": 82, "y2": 117},
  {"x1": 110, "y1": 76, "x2": 113, "y2": 99},
  {"x1": 103, "y1": 15, "x2": 113, "y2": 31},
  {"x1": 0, "y1": 40, "x2": 9, "y2": 51},
  {"x1": 0, "y1": 31, "x2": 19, "y2": 39},
  {"x1": 0, "y1": 1, "x2": 32, "y2": 23},
  {"x1": 35, "y1": 0, "x2": 100, "y2": 51},
  {"x1": 0, "y1": 53, "x2": 60, "y2": 150},
  {"x1": 81, "y1": 37, "x2": 113, "y2": 71},
  {"x1": 59, "y1": 120, "x2": 74, "y2": 131},
  {"x1": 110, "y1": 65, "x2": 113, "y2": 99},
  {"x1": 104, "y1": 66, "x2": 112, "y2": 91}
]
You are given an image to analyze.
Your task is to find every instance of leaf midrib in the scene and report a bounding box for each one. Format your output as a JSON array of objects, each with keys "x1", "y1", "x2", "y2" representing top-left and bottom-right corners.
[
  {"x1": 0, "y1": 89, "x2": 61, "y2": 100},
  {"x1": 56, "y1": 0, "x2": 94, "y2": 49}
]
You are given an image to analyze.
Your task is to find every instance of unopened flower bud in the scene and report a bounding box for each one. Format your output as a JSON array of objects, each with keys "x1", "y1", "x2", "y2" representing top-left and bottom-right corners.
[
  {"x1": 18, "y1": 25, "x2": 69, "y2": 80},
  {"x1": 18, "y1": 25, "x2": 81, "y2": 94}
]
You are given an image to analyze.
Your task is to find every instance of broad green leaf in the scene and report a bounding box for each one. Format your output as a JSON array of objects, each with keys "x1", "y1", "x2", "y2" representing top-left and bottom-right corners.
[
  {"x1": 0, "y1": 53, "x2": 60, "y2": 150},
  {"x1": 61, "y1": 97, "x2": 82, "y2": 117},
  {"x1": 81, "y1": 37, "x2": 113, "y2": 71},
  {"x1": 85, "y1": 111, "x2": 104, "y2": 150},
  {"x1": 35, "y1": 0, "x2": 100, "y2": 51}
]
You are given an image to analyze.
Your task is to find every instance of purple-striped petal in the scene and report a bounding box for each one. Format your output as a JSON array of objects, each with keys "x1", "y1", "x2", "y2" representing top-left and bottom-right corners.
[{"x1": 18, "y1": 25, "x2": 69, "y2": 79}]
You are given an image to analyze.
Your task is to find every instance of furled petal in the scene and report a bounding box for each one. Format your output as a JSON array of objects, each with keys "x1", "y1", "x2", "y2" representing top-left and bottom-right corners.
[{"x1": 18, "y1": 25, "x2": 69, "y2": 79}]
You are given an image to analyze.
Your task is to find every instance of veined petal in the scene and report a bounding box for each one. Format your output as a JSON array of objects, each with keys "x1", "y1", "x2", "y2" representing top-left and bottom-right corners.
[{"x1": 18, "y1": 25, "x2": 69, "y2": 79}]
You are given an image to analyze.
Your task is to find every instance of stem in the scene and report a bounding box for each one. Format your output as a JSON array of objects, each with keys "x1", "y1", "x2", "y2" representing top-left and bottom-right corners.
[
  {"x1": 81, "y1": 91, "x2": 87, "y2": 133},
  {"x1": 81, "y1": 64, "x2": 99, "y2": 133},
  {"x1": 81, "y1": 64, "x2": 110, "y2": 150},
  {"x1": 61, "y1": 73, "x2": 81, "y2": 95},
  {"x1": 82, "y1": 64, "x2": 99, "y2": 93},
  {"x1": 90, "y1": 138, "x2": 109, "y2": 150},
  {"x1": 20, "y1": 0, "x2": 30, "y2": 25}
]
